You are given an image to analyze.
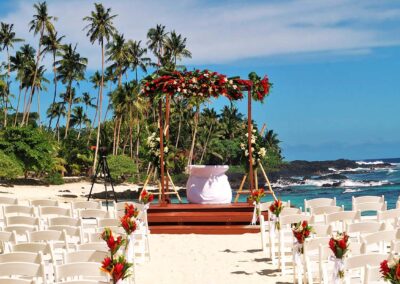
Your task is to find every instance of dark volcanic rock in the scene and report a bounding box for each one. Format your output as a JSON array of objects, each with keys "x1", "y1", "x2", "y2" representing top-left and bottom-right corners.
[{"x1": 315, "y1": 174, "x2": 348, "y2": 180}]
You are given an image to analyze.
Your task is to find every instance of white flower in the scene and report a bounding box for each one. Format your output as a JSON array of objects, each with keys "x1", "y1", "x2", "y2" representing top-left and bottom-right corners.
[
  {"x1": 173, "y1": 80, "x2": 177, "y2": 85},
  {"x1": 388, "y1": 257, "x2": 397, "y2": 268},
  {"x1": 199, "y1": 93, "x2": 203, "y2": 96},
  {"x1": 245, "y1": 150, "x2": 249, "y2": 157},
  {"x1": 177, "y1": 87, "x2": 181, "y2": 92},
  {"x1": 164, "y1": 146, "x2": 168, "y2": 153},
  {"x1": 146, "y1": 87, "x2": 150, "y2": 91},
  {"x1": 182, "y1": 83, "x2": 186, "y2": 87},
  {"x1": 156, "y1": 137, "x2": 160, "y2": 142},
  {"x1": 183, "y1": 89, "x2": 187, "y2": 94},
  {"x1": 245, "y1": 133, "x2": 248, "y2": 137},
  {"x1": 223, "y1": 77, "x2": 228, "y2": 82},
  {"x1": 240, "y1": 143, "x2": 245, "y2": 150},
  {"x1": 204, "y1": 73, "x2": 209, "y2": 77},
  {"x1": 228, "y1": 80, "x2": 233, "y2": 84},
  {"x1": 251, "y1": 147, "x2": 254, "y2": 152},
  {"x1": 251, "y1": 137, "x2": 256, "y2": 144},
  {"x1": 259, "y1": 147, "x2": 266, "y2": 157},
  {"x1": 233, "y1": 85, "x2": 238, "y2": 90},
  {"x1": 191, "y1": 78, "x2": 197, "y2": 83},
  {"x1": 208, "y1": 87, "x2": 213, "y2": 93}
]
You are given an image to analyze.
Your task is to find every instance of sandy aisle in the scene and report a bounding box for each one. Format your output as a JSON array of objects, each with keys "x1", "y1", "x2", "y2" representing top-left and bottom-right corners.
[{"x1": 136, "y1": 234, "x2": 291, "y2": 284}]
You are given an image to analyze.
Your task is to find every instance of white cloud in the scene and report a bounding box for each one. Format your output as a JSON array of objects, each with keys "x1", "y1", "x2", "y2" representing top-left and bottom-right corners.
[{"x1": 1, "y1": 0, "x2": 400, "y2": 70}]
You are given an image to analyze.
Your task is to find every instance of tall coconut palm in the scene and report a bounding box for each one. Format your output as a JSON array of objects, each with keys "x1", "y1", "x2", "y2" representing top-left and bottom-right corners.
[
  {"x1": 126, "y1": 40, "x2": 152, "y2": 82},
  {"x1": 10, "y1": 44, "x2": 35, "y2": 126},
  {"x1": 89, "y1": 70, "x2": 102, "y2": 127},
  {"x1": 70, "y1": 106, "x2": 90, "y2": 139},
  {"x1": 199, "y1": 108, "x2": 219, "y2": 163},
  {"x1": 106, "y1": 33, "x2": 128, "y2": 87},
  {"x1": 146, "y1": 24, "x2": 168, "y2": 66},
  {"x1": 82, "y1": 92, "x2": 95, "y2": 114},
  {"x1": 164, "y1": 31, "x2": 191, "y2": 68},
  {"x1": 0, "y1": 22, "x2": 24, "y2": 127},
  {"x1": 83, "y1": 3, "x2": 117, "y2": 168},
  {"x1": 56, "y1": 43, "x2": 87, "y2": 137},
  {"x1": 24, "y1": 62, "x2": 49, "y2": 125},
  {"x1": 25, "y1": 1, "x2": 56, "y2": 126},
  {"x1": 41, "y1": 30, "x2": 65, "y2": 129},
  {"x1": 47, "y1": 101, "x2": 65, "y2": 141}
]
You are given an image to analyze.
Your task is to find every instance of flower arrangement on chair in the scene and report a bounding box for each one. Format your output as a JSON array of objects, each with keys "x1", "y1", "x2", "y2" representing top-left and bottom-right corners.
[
  {"x1": 329, "y1": 232, "x2": 350, "y2": 281},
  {"x1": 380, "y1": 255, "x2": 400, "y2": 283},
  {"x1": 100, "y1": 228, "x2": 132, "y2": 284},
  {"x1": 269, "y1": 199, "x2": 284, "y2": 230},
  {"x1": 248, "y1": 188, "x2": 265, "y2": 224},
  {"x1": 140, "y1": 189, "x2": 154, "y2": 205},
  {"x1": 292, "y1": 220, "x2": 313, "y2": 254}
]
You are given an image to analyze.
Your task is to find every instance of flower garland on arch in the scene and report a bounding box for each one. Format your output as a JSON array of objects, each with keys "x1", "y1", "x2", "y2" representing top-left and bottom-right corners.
[
  {"x1": 141, "y1": 70, "x2": 271, "y2": 102},
  {"x1": 240, "y1": 127, "x2": 267, "y2": 171},
  {"x1": 146, "y1": 131, "x2": 170, "y2": 172}
]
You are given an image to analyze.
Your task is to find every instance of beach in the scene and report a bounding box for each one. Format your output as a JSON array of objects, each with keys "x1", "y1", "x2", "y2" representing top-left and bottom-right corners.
[{"x1": 0, "y1": 181, "x2": 291, "y2": 283}]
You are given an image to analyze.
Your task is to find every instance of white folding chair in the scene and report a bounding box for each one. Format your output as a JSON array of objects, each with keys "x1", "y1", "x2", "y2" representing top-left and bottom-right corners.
[
  {"x1": 0, "y1": 196, "x2": 18, "y2": 205},
  {"x1": 0, "y1": 231, "x2": 16, "y2": 253},
  {"x1": 311, "y1": 205, "x2": 344, "y2": 223},
  {"x1": 0, "y1": 279, "x2": 34, "y2": 284},
  {"x1": 71, "y1": 201, "x2": 102, "y2": 218},
  {"x1": 3, "y1": 205, "x2": 35, "y2": 217},
  {"x1": 39, "y1": 206, "x2": 72, "y2": 219},
  {"x1": 304, "y1": 197, "x2": 336, "y2": 214},
  {"x1": 319, "y1": 244, "x2": 335, "y2": 284},
  {"x1": 352, "y1": 195, "x2": 384, "y2": 210},
  {"x1": 355, "y1": 202, "x2": 387, "y2": 221},
  {"x1": 27, "y1": 230, "x2": 69, "y2": 264},
  {"x1": 0, "y1": 262, "x2": 47, "y2": 284},
  {"x1": 49, "y1": 217, "x2": 82, "y2": 228},
  {"x1": 76, "y1": 243, "x2": 107, "y2": 252},
  {"x1": 0, "y1": 251, "x2": 44, "y2": 264},
  {"x1": 346, "y1": 222, "x2": 385, "y2": 242},
  {"x1": 364, "y1": 265, "x2": 385, "y2": 284},
  {"x1": 63, "y1": 250, "x2": 108, "y2": 264},
  {"x1": 30, "y1": 199, "x2": 60, "y2": 207},
  {"x1": 311, "y1": 224, "x2": 333, "y2": 237},
  {"x1": 325, "y1": 211, "x2": 361, "y2": 232},
  {"x1": 303, "y1": 237, "x2": 331, "y2": 284},
  {"x1": 97, "y1": 218, "x2": 119, "y2": 228},
  {"x1": 53, "y1": 262, "x2": 108, "y2": 282},
  {"x1": 378, "y1": 208, "x2": 400, "y2": 230},
  {"x1": 361, "y1": 230, "x2": 398, "y2": 254},
  {"x1": 278, "y1": 214, "x2": 312, "y2": 279},
  {"x1": 48, "y1": 226, "x2": 84, "y2": 249},
  {"x1": 343, "y1": 253, "x2": 387, "y2": 284}
]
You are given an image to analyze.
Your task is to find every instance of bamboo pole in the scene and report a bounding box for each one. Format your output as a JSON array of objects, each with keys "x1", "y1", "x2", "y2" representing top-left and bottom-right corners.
[
  {"x1": 234, "y1": 174, "x2": 248, "y2": 203},
  {"x1": 260, "y1": 163, "x2": 277, "y2": 201}
]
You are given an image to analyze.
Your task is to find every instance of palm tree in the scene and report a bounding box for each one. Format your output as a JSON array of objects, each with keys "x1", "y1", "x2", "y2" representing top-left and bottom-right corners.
[
  {"x1": 126, "y1": 40, "x2": 152, "y2": 82},
  {"x1": 0, "y1": 22, "x2": 24, "y2": 127},
  {"x1": 220, "y1": 104, "x2": 244, "y2": 140},
  {"x1": 146, "y1": 24, "x2": 168, "y2": 66},
  {"x1": 106, "y1": 33, "x2": 128, "y2": 87},
  {"x1": 26, "y1": 1, "x2": 56, "y2": 126},
  {"x1": 263, "y1": 129, "x2": 281, "y2": 149},
  {"x1": 82, "y1": 92, "x2": 95, "y2": 114},
  {"x1": 10, "y1": 44, "x2": 35, "y2": 126},
  {"x1": 83, "y1": 3, "x2": 117, "y2": 168},
  {"x1": 41, "y1": 30, "x2": 64, "y2": 129},
  {"x1": 70, "y1": 106, "x2": 90, "y2": 139},
  {"x1": 164, "y1": 31, "x2": 191, "y2": 68},
  {"x1": 56, "y1": 44, "x2": 87, "y2": 137},
  {"x1": 47, "y1": 101, "x2": 65, "y2": 141},
  {"x1": 23, "y1": 63, "x2": 49, "y2": 125},
  {"x1": 199, "y1": 108, "x2": 219, "y2": 163}
]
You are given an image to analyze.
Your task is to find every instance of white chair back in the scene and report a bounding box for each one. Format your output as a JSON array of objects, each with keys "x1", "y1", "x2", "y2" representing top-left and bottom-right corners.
[
  {"x1": 0, "y1": 262, "x2": 47, "y2": 284},
  {"x1": 325, "y1": 211, "x2": 360, "y2": 232},
  {"x1": 30, "y1": 199, "x2": 59, "y2": 207},
  {"x1": 54, "y1": 262, "x2": 108, "y2": 282},
  {"x1": 361, "y1": 230, "x2": 398, "y2": 254},
  {"x1": 63, "y1": 250, "x2": 108, "y2": 263},
  {"x1": 305, "y1": 197, "x2": 336, "y2": 214}
]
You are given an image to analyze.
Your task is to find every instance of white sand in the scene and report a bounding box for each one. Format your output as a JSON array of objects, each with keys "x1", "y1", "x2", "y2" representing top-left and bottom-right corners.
[
  {"x1": 0, "y1": 182, "x2": 291, "y2": 284},
  {"x1": 136, "y1": 234, "x2": 291, "y2": 284}
]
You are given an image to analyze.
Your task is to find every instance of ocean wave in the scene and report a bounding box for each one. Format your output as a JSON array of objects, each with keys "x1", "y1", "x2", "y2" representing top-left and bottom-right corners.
[
  {"x1": 340, "y1": 179, "x2": 389, "y2": 187},
  {"x1": 343, "y1": 188, "x2": 364, "y2": 193},
  {"x1": 356, "y1": 160, "x2": 385, "y2": 165},
  {"x1": 337, "y1": 167, "x2": 369, "y2": 172}
]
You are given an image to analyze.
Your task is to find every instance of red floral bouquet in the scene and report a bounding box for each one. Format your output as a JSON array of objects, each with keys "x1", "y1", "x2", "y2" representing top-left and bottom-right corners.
[
  {"x1": 380, "y1": 256, "x2": 400, "y2": 283},
  {"x1": 101, "y1": 228, "x2": 125, "y2": 256},
  {"x1": 249, "y1": 188, "x2": 265, "y2": 204},
  {"x1": 269, "y1": 199, "x2": 284, "y2": 230},
  {"x1": 101, "y1": 255, "x2": 133, "y2": 284},
  {"x1": 124, "y1": 203, "x2": 139, "y2": 218},
  {"x1": 120, "y1": 214, "x2": 137, "y2": 235},
  {"x1": 329, "y1": 232, "x2": 349, "y2": 259},
  {"x1": 140, "y1": 189, "x2": 154, "y2": 204},
  {"x1": 329, "y1": 232, "x2": 350, "y2": 279},
  {"x1": 292, "y1": 221, "x2": 313, "y2": 246}
]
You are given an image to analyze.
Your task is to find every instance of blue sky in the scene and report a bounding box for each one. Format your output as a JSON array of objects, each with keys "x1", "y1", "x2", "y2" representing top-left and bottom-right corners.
[{"x1": 1, "y1": 0, "x2": 400, "y2": 161}]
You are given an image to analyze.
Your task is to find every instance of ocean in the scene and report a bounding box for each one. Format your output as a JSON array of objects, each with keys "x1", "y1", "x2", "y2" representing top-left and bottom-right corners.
[{"x1": 262, "y1": 158, "x2": 400, "y2": 210}]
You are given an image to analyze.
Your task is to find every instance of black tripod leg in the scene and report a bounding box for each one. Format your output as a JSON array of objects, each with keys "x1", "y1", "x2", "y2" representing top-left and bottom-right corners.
[
  {"x1": 104, "y1": 158, "x2": 118, "y2": 203},
  {"x1": 87, "y1": 158, "x2": 102, "y2": 201},
  {"x1": 100, "y1": 159, "x2": 109, "y2": 211}
]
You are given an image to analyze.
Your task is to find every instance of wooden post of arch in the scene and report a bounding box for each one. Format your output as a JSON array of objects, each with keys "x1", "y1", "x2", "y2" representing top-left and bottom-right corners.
[
  {"x1": 158, "y1": 99, "x2": 166, "y2": 205},
  {"x1": 164, "y1": 94, "x2": 171, "y2": 202},
  {"x1": 247, "y1": 86, "x2": 254, "y2": 192}
]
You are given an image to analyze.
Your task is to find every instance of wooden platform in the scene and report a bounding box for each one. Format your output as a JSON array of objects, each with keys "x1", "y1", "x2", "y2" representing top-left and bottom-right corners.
[{"x1": 148, "y1": 203, "x2": 266, "y2": 234}]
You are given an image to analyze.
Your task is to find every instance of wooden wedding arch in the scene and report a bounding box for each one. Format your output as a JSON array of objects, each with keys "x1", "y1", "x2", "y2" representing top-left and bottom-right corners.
[{"x1": 140, "y1": 69, "x2": 276, "y2": 205}]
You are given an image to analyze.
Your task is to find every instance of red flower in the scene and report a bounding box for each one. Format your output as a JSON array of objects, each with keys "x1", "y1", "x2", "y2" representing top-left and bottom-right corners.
[
  {"x1": 113, "y1": 263, "x2": 124, "y2": 281},
  {"x1": 380, "y1": 260, "x2": 390, "y2": 276},
  {"x1": 338, "y1": 239, "x2": 347, "y2": 250},
  {"x1": 329, "y1": 238, "x2": 335, "y2": 251},
  {"x1": 101, "y1": 257, "x2": 112, "y2": 273},
  {"x1": 302, "y1": 220, "x2": 308, "y2": 228},
  {"x1": 124, "y1": 204, "x2": 137, "y2": 218},
  {"x1": 396, "y1": 263, "x2": 400, "y2": 280}
]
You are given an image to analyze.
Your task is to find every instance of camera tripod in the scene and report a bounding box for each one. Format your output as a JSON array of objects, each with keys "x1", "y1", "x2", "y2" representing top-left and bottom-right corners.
[{"x1": 87, "y1": 154, "x2": 118, "y2": 210}]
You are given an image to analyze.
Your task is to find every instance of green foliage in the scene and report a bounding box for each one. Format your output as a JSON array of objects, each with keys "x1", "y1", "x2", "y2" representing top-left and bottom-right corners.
[
  {"x1": 106, "y1": 155, "x2": 137, "y2": 182},
  {"x1": 0, "y1": 127, "x2": 57, "y2": 176},
  {"x1": 0, "y1": 150, "x2": 23, "y2": 179},
  {"x1": 44, "y1": 171, "x2": 64, "y2": 185}
]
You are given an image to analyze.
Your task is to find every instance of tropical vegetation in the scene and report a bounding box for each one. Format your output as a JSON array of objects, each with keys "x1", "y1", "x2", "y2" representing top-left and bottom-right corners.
[{"x1": 0, "y1": 1, "x2": 283, "y2": 183}]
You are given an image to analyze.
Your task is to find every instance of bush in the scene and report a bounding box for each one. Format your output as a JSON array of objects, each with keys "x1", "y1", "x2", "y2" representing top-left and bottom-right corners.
[
  {"x1": 0, "y1": 127, "x2": 57, "y2": 177},
  {"x1": 44, "y1": 172, "x2": 65, "y2": 185},
  {"x1": 0, "y1": 150, "x2": 23, "y2": 179},
  {"x1": 106, "y1": 155, "x2": 137, "y2": 182}
]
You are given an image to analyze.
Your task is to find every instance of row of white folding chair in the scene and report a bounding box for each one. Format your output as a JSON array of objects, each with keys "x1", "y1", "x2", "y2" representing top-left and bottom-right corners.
[
  {"x1": 352, "y1": 195, "x2": 384, "y2": 209},
  {"x1": 378, "y1": 208, "x2": 400, "y2": 229},
  {"x1": 304, "y1": 197, "x2": 336, "y2": 214},
  {"x1": 360, "y1": 229, "x2": 400, "y2": 254}
]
